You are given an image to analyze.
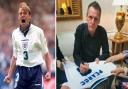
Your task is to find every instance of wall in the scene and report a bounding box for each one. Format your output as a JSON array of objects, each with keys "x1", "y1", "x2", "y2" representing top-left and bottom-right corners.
[{"x1": 57, "y1": 0, "x2": 116, "y2": 33}]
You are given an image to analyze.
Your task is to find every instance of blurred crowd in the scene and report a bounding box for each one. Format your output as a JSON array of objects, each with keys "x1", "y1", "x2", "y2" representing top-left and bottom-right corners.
[{"x1": 0, "y1": 0, "x2": 55, "y2": 89}]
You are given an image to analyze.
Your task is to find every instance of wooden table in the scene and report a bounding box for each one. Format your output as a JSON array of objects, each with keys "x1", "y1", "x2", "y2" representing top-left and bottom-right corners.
[{"x1": 109, "y1": 36, "x2": 128, "y2": 55}]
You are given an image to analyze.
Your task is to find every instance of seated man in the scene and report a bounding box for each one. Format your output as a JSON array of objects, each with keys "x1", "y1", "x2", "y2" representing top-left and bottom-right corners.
[{"x1": 73, "y1": 1, "x2": 109, "y2": 74}]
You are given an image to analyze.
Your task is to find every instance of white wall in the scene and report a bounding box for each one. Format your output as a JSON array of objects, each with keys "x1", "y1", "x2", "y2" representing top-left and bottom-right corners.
[{"x1": 57, "y1": 0, "x2": 116, "y2": 33}]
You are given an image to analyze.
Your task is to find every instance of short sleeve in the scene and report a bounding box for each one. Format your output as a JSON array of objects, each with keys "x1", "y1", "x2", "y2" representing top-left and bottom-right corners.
[{"x1": 40, "y1": 29, "x2": 48, "y2": 55}]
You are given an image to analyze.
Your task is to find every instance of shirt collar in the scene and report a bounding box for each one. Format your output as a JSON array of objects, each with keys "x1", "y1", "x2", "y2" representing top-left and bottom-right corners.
[
  {"x1": 85, "y1": 24, "x2": 98, "y2": 38},
  {"x1": 20, "y1": 23, "x2": 31, "y2": 36}
]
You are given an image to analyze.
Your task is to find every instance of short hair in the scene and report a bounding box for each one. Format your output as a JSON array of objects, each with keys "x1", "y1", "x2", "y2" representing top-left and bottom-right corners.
[
  {"x1": 87, "y1": 1, "x2": 101, "y2": 16},
  {"x1": 19, "y1": 2, "x2": 31, "y2": 15}
]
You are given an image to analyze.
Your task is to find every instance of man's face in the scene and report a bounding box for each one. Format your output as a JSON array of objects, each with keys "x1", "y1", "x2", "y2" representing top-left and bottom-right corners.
[
  {"x1": 87, "y1": 6, "x2": 100, "y2": 33},
  {"x1": 18, "y1": 8, "x2": 31, "y2": 28}
]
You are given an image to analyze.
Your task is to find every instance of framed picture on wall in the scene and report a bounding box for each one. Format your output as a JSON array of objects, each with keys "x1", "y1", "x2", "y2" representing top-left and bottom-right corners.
[{"x1": 56, "y1": 0, "x2": 82, "y2": 21}]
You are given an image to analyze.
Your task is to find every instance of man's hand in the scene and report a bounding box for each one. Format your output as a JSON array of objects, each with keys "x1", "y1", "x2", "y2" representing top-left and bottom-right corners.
[
  {"x1": 80, "y1": 63, "x2": 89, "y2": 74},
  {"x1": 111, "y1": 67, "x2": 124, "y2": 76},
  {"x1": 45, "y1": 71, "x2": 51, "y2": 80},
  {"x1": 104, "y1": 57, "x2": 113, "y2": 64},
  {"x1": 95, "y1": 58, "x2": 99, "y2": 64},
  {"x1": 57, "y1": 60, "x2": 64, "y2": 71},
  {"x1": 4, "y1": 56, "x2": 16, "y2": 84},
  {"x1": 4, "y1": 75, "x2": 12, "y2": 84}
]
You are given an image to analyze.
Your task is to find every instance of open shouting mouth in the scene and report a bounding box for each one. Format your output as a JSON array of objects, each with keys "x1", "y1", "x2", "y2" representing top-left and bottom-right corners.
[{"x1": 21, "y1": 19, "x2": 26, "y2": 23}]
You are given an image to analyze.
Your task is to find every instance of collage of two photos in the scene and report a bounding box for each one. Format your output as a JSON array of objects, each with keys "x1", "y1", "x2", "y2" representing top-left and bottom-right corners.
[
  {"x1": 57, "y1": 0, "x2": 128, "y2": 89},
  {"x1": 0, "y1": 0, "x2": 128, "y2": 89}
]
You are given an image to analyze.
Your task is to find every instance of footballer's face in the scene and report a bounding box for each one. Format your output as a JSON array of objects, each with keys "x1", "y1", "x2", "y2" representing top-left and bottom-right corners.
[{"x1": 18, "y1": 8, "x2": 31, "y2": 28}]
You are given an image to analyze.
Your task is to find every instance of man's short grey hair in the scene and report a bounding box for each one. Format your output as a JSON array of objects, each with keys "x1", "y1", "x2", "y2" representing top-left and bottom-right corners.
[{"x1": 87, "y1": 1, "x2": 101, "y2": 16}]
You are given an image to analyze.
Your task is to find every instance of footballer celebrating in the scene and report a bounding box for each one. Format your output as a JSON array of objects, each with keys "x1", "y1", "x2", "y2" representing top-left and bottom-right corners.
[{"x1": 4, "y1": 2, "x2": 52, "y2": 89}]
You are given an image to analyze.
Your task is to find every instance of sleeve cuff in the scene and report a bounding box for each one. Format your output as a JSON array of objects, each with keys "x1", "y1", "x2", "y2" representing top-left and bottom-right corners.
[{"x1": 122, "y1": 50, "x2": 128, "y2": 59}]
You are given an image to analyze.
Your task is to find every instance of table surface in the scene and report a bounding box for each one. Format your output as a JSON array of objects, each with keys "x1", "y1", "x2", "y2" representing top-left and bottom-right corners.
[{"x1": 109, "y1": 36, "x2": 128, "y2": 43}]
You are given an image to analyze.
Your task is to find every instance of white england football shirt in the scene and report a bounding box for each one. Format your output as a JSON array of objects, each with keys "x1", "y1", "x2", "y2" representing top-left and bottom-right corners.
[
  {"x1": 64, "y1": 61, "x2": 116, "y2": 89},
  {"x1": 12, "y1": 24, "x2": 48, "y2": 67}
]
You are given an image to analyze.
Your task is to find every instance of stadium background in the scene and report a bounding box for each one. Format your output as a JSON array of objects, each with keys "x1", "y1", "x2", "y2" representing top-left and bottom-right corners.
[{"x1": 0, "y1": 0, "x2": 55, "y2": 89}]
